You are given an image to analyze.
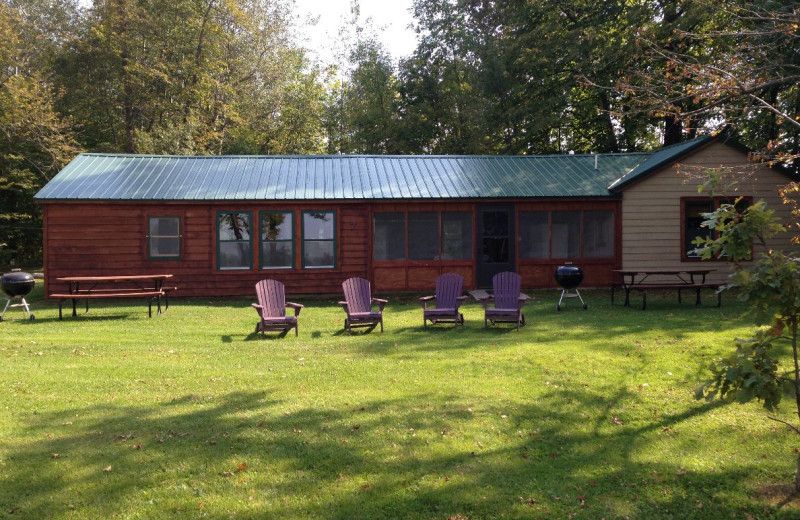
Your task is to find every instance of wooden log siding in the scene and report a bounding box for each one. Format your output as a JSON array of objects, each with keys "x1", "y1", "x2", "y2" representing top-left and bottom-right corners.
[
  {"x1": 41, "y1": 202, "x2": 371, "y2": 298},
  {"x1": 41, "y1": 198, "x2": 624, "y2": 297},
  {"x1": 370, "y1": 201, "x2": 476, "y2": 292},
  {"x1": 619, "y1": 141, "x2": 795, "y2": 285}
]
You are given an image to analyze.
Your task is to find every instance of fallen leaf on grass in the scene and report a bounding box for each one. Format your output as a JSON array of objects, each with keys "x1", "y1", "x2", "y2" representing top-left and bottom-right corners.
[
  {"x1": 237, "y1": 462, "x2": 248, "y2": 472},
  {"x1": 611, "y1": 417, "x2": 623, "y2": 425}
]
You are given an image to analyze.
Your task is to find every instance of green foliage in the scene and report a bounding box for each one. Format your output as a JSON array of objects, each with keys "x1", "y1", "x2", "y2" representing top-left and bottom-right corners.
[
  {"x1": 693, "y1": 199, "x2": 785, "y2": 262},
  {"x1": 693, "y1": 171, "x2": 800, "y2": 489},
  {"x1": 696, "y1": 332, "x2": 785, "y2": 411},
  {"x1": 692, "y1": 197, "x2": 799, "y2": 320},
  {"x1": 52, "y1": 0, "x2": 324, "y2": 155},
  {"x1": 0, "y1": 3, "x2": 80, "y2": 267}
]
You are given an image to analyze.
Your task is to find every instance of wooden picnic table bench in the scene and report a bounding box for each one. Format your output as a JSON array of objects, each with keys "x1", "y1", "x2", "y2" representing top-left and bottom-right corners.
[
  {"x1": 611, "y1": 269, "x2": 721, "y2": 310},
  {"x1": 51, "y1": 274, "x2": 174, "y2": 319}
]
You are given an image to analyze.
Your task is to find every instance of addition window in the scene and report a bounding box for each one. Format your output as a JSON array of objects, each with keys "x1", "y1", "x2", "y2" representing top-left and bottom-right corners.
[
  {"x1": 682, "y1": 197, "x2": 751, "y2": 260},
  {"x1": 302, "y1": 211, "x2": 336, "y2": 268},
  {"x1": 260, "y1": 211, "x2": 294, "y2": 269},
  {"x1": 683, "y1": 200, "x2": 714, "y2": 258},
  {"x1": 217, "y1": 211, "x2": 252, "y2": 270},
  {"x1": 147, "y1": 216, "x2": 181, "y2": 259}
]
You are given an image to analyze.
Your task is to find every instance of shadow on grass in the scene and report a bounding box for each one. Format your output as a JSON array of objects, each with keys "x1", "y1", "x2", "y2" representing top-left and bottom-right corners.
[{"x1": 3, "y1": 386, "x2": 792, "y2": 519}]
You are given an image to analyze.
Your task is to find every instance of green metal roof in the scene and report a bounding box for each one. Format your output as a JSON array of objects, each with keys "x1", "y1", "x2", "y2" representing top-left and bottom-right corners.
[
  {"x1": 37, "y1": 135, "x2": 783, "y2": 202},
  {"x1": 607, "y1": 136, "x2": 717, "y2": 191},
  {"x1": 36, "y1": 152, "x2": 656, "y2": 201}
]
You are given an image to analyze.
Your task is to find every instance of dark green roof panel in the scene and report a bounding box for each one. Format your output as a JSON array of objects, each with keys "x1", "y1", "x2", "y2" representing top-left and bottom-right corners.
[{"x1": 607, "y1": 137, "x2": 715, "y2": 191}]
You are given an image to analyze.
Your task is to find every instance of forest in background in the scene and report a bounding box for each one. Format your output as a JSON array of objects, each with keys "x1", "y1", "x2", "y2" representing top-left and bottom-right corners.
[{"x1": 0, "y1": 0, "x2": 797, "y2": 266}]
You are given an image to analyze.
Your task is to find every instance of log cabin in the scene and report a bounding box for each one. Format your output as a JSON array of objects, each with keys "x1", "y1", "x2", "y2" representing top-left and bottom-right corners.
[{"x1": 34, "y1": 134, "x2": 796, "y2": 297}]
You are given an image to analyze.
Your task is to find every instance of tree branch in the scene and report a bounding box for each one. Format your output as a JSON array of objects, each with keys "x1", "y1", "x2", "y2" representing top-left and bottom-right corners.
[{"x1": 768, "y1": 415, "x2": 800, "y2": 436}]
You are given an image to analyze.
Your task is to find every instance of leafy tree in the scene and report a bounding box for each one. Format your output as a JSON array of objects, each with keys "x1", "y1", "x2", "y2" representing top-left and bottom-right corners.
[
  {"x1": 398, "y1": 0, "x2": 502, "y2": 154},
  {"x1": 0, "y1": 2, "x2": 80, "y2": 267},
  {"x1": 321, "y1": 3, "x2": 402, "y2": 154},
  {"x1": 399, "y1": 0, "x2": 718, "y2": 154},
  {"x1": 53, "y1": 0, "x2": 326, "y2": 155},
  {"x1": 695, "y1": 173, "x2": 800, "y2": 491},
  {"x1": 615, "y1": 0, "x2": 799, "y2": 165},
  {"x1": 330, "y1": 40, "x2": 400, "y2": 154}
]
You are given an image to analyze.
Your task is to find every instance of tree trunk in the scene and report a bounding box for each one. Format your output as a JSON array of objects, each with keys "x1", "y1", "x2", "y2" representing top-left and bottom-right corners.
[
  {"x1": 663, "y1": 115, "x2": 682, "y2": 146},
  {"x1": 794, "y1": 317, "x2": 800, "y2": 493},
  {"x1": 796, "y1": 452, "x2": 800, "y2": 493}
]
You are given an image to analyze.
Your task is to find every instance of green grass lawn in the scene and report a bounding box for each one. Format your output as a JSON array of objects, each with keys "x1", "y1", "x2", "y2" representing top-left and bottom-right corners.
[{"x1": 1, "y1": 284, "x2": 798, "y2": 519}]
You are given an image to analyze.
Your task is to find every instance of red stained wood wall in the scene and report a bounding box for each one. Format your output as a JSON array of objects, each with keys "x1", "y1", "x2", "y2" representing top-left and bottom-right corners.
[{"x1": 40, "y1": 199, "x2": 621, "y2": 297}]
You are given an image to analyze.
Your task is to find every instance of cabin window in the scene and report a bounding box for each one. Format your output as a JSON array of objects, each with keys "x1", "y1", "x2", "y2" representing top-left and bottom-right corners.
[
  {"x1": 260, "y1": 211, "x2": 294, "y2": 269},
  {"x1": 408, "y1": 212, "x2": 439, "y2": 260},
  {"x1": 441, "y1": 212, "x2": 473, "y2": 260},
  {"x1": 302, "y1": 211, "x2": 336, "y2": 268},
  {"x1": 682, "y1": 197, "x2": 750, "y2": 260},
  {"x1": 518, "y1": 211, "x2": 549, "y2": 258},
  {"x1": 683, "y1": 200, "x2": 714, "y2": 258},
  {"x1": 374, "y1": 212, "x2": 406, "y2": 261},
  {"x1": 584, "y1": 211, "x2": 615, "y2": 258},
  {"x1": 217, "y1": 212, "x2": 252, "y2": 270},
  {"x1": 373, "y1": 211, "x2": 473, "y2": 261},
  {"x1": 519, "y1": 209, "x2": 614, "y2": 259},
  {"x1": 147, "y1": 216, "x2": 181, "y2": 259},
  {"x1": 551, "y1": 211, "x2": 582, "y2": 258}
]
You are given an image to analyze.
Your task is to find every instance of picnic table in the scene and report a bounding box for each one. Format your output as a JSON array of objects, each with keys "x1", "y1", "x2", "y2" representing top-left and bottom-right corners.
[
  {"x1": 51, "y1": 274, "x2": 175, "y2": 319},
  {"x1": 611, "y1": 268, "x2": 720, "y2": 310}
]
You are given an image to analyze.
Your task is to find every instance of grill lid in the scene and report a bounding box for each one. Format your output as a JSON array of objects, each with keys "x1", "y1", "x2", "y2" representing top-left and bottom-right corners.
[
  {"x1": 554, "y1": 265, "x2": 584, "y2": 289},
  {"x1": 1, "y1": 270, "x2": 35, "y2": 297}
]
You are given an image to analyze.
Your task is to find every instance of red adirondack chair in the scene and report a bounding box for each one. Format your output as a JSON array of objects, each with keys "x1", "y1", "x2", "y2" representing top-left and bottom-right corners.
[
  {"x1": 419, "y1": 273, "x2": 467, "y2": 328},
  {"x1": 483, "y1": 271, "x2": 527, "y2": 331},
  {"x1": 339, "y1": 277, "x2": 387, "y2": 333},
  {"x1": 252, "y1": 279, "x2": 303, "y2": 337}
]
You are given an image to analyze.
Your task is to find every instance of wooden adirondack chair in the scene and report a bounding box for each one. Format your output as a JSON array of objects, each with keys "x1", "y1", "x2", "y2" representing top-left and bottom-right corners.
[
  {"x1": 419, "y1": 273, "x2": 467, "y2": 328},
  {"x1": 252, "y1": 279, "x2": 303, "y2": 337},
  {"x1": 483, "y1": 271, "x2": 527, "y2": 331},
  {"x1": 339, "y1": 277, "x2": 387, "y2": 333}
]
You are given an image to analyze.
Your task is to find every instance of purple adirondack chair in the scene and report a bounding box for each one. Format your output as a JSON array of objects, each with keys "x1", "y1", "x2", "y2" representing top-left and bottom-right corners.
[
  {"x1": 252, "y1": 279, "x2": 303, "y2": 337},
  {"x1": 483, "y1": 271, "x2": 527, "y2": 331},
  {"x1": 339, "y1": 277, "x2": 387, "y2": 333},
  {"x1": 419, "y1": 273, "x2": 467, "y2": 328}
]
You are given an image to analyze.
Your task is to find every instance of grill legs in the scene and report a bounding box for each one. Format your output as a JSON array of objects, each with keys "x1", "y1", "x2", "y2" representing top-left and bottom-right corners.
[
  {"x1": 557, "y1": 288, "x2": 587, "y2": 311},
  {"x1": 0, "y1": 296, "x2": 34, "y2": 321}
]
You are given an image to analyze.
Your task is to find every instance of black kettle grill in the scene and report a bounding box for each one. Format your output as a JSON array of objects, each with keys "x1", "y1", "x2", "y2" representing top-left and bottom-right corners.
[
  {"x1": 1, "y1": 269, "x2": 35, "y2": 321},
  {"x1": 554, "y1": 264, "x2": 587, "y2": 311}
]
